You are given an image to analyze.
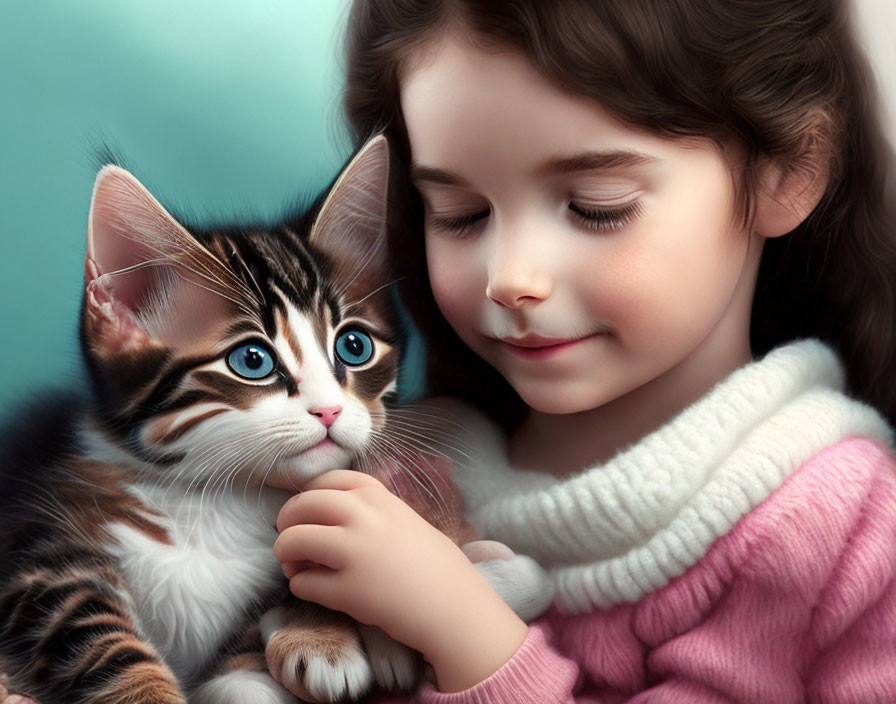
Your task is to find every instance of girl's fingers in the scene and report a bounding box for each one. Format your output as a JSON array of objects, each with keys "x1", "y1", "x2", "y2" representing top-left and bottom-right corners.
[
  {"x1": 276, "y1": 488, "x2": 355, "y2": 532},
  {"x1": 273, "y1": 524, "x2": 348, "y2": 569},
  {"x1": 281, "y1": 560, "x2": 314, "y2": 580},
  {"x1": 288, "y1": 566, "x2": 344, "y2": 611}
]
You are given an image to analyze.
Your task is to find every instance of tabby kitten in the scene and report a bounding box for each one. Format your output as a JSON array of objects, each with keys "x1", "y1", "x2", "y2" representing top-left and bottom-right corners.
[{"x1": 0, "y1": 136, "x2": 431, "y2": 703}]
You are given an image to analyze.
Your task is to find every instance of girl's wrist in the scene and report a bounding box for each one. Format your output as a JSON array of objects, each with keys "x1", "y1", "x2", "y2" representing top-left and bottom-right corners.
[{"x1": 418, "y1": 576, "x2": 530, "y2": 692}]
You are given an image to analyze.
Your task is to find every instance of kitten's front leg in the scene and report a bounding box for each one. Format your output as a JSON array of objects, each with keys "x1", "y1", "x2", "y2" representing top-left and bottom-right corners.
[
  {"x1": 260, "y1": 602, "x2": 378, "y2": 703},
  {"x1": 463, "y1": 540, "x2": 556, "y2": 622},
  {"x1": 354, "y1": 624, "x2": 420, "y2": 693}
]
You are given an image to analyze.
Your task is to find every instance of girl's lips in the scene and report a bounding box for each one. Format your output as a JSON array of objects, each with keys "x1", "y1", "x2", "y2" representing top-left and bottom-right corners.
[
  {"x1": 502, "y1": 334, "x2": 575, "y2": 347},
  {"x1": 498, "y1": 332, "x2": 605, "y2": 359}
]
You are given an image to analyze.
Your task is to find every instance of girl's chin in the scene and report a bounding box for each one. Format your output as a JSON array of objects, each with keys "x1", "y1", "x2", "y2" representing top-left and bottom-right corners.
[{"x1": 508, "y1": 376, "x2": 615, "y2": 416}]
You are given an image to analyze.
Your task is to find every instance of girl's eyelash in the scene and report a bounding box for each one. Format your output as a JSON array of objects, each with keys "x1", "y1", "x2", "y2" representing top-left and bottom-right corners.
[
  {"x1": 569, "y1": 201, "x2": 642, "y2": 231},
  {"x1": 428, "y1": 209, "x2": 489, "y2": 236},
  {"x1": 428, "y1": 201, "x2": 642, "y2": 235}
]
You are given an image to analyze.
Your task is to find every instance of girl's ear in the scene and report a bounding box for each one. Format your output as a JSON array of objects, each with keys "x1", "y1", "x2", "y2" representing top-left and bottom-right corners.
[{"x1": 752, "y1": 145, "x2": 830, "y2": 239}]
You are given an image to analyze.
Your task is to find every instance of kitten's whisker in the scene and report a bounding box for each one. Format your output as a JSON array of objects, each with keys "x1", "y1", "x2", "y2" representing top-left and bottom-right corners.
[
  {"x1": 169, "y1": 433, "x2": 266, "y2": 536},
  {"x1": 384, "y1": 404, "x2": 469, "y2": 430},
  {"x1": 156, "y1": 426, "x2": 263, "y2": 508},
  {"x1": 108, "y1": 235, "x2": 259, "y2": 314},
  {"x1": 102, "y1": 257, "x2": 170, "y2": 277},
  {"x1": 370, "y1": 423, "x2": 471, "y2": 465},
  {"x1": 381, "y1": 413, "x2": 461, "y2": 441},
  {"x1": 345, "y1": 275, "x2": 409, "y2": 308},
  {"x1": 373, "y1": 412, "x2": 474, "y2": 456},
  {"x1": 362, "y1": 436, "x2": 448, "y2": 511},
  {"x1": 254, "y1": 444, "x2": 292, "y2": 495},
  {"x1": 372, "y1": 416, "x2": 464, "y2": 448},
  {"x1": 193, "y1": 439, "x2": 261, "y2": 527}
]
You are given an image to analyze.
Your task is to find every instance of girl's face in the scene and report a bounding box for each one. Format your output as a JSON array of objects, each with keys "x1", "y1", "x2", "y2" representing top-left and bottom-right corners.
[{"x1": 400, "y1": 34, "x2": 764, "y2": 415}]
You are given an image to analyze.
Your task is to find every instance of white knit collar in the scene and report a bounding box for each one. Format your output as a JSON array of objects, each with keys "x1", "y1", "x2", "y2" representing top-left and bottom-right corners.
[{"x1": 446, "y1": 340, "x2": 893, "y2": 612}]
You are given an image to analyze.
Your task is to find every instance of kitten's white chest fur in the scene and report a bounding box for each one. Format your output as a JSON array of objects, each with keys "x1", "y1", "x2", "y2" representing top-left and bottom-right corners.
[{"x1": 106, "y1": 482, "x2": 292, "y2": 683}]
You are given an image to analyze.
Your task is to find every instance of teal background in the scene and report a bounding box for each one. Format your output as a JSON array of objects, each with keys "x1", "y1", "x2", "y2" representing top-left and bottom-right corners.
[{"x1": 0, "y1": 1, "x2": 424, "y2": 407}]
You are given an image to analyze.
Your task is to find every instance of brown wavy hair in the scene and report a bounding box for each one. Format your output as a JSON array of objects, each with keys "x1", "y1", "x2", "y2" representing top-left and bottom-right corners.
[{"x1": 342, "y1": 0, "x2": 896, "y2": 430}]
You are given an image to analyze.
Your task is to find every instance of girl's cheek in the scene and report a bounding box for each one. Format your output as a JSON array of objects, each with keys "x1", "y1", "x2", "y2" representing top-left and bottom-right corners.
[
  {"x1": 426, "y1": 238, "x2": 482, "y2": 333},
  {"x1": 426, "y1": 245, "x2": 457, "y2": 313},
  {"x1": 427, "y1": 237, "x2": 466, "y2": 298}
]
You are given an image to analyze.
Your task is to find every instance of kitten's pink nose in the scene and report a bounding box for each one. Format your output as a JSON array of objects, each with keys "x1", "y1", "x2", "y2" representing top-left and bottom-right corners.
[{"x1": 310, "y1": 405, "x2": 342, "y2": 428}]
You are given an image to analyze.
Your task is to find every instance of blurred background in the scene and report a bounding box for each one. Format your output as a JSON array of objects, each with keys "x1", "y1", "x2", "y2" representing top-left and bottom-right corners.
[
  {"x1": 0, "y1": 0, "x2": 428, "y2": 409},
  {"x1": 0, "y1": 0, "x2": 892, "y2": 408}
]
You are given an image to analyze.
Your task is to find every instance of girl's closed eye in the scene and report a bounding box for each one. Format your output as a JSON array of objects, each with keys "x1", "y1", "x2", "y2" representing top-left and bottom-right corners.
[
  {"x1": 427, "y1": 208, "x2": 490, "y2": 236},
  {"x1": 568, "y1": 199, "x2": 643, "y2": 232},
  {"x1": 565, "y1": 177, "x2": 645, "y2": 232},
  {"x1": 419, "y1": 186, "x2": 491, "y2": 236},
  {"x1": 425, "y1": 200, "x2": 644, "y2": 235}
]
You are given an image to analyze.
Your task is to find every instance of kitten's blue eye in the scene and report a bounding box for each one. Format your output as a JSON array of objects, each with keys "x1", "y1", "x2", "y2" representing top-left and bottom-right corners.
[
  {"x1": 227, "y1": 342, "x2": 276, "y2": 379},
  {"x1": 334, "y1": 328, "x2": 374, "y2": 367}
]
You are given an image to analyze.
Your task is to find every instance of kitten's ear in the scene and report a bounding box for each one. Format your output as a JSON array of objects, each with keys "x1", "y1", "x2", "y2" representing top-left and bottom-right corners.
[
  {"x1": 308, "y1": 135, "x2": 389, "y2": 277},
  {"x1": 87, "y1": 165, "x2": 188, "y2": 312},
  {"x1": 84, "y1": 166, "x2": 238, "y2": 357}
]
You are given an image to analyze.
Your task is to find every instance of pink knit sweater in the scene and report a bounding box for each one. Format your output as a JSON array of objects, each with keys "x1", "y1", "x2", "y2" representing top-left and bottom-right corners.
[
  {"x1": 420, "y1": 437, "x2": 896, "y2": 703},
  {"x1": 368, "y1": 341, "x2": 896, "y2": 703}
]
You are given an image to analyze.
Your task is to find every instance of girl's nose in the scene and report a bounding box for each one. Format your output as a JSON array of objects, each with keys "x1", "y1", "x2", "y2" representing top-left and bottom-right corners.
[
  {"x1": 485, "y1": 236, "x2": 553, "y2": 308},
  {"x1": 309, "y1": 405, "x2": 342, "y2": 428}
]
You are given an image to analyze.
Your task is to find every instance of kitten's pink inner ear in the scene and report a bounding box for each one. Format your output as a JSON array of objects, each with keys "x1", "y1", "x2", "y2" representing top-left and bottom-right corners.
[
  {"x1": 83, "y1": 165, "x2": 238, "y2": 354},
  {"x1": 87, "y1": 165, "x2": 170, "y2": 311}
]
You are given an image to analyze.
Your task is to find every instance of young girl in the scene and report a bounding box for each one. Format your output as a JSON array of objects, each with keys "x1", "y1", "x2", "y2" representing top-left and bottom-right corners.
[{"x1": 274, "y1": 0, "x2": 896, "y2": 702}]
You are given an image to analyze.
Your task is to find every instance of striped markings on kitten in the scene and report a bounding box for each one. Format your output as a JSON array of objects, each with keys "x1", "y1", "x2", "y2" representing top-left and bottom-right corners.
[{"x1": 0, "y1": 135, "x2": 444, "y2": 703}]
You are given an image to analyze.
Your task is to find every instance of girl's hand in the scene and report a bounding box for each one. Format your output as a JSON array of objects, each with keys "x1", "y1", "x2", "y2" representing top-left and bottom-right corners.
[{"x1": 273, "y1": 469, "x2": 529, "y2": 692}]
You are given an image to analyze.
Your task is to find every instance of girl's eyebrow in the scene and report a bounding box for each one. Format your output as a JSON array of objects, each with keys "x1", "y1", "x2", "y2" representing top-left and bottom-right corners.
[
  {"x1": 409, "y1": 165, "x2": 469, "y2": 187},
  {"x1": 537, "y1": 149, "x2": 660, "y2": 176},
  {"x1": 410, "y1": 149, "x2": 659, "y2": 187}
]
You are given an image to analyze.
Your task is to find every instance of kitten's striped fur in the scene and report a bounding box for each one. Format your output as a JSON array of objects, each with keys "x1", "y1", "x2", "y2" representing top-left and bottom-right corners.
[{"x1": 0, "y1": 137, "x2": 460, "y2": 703}]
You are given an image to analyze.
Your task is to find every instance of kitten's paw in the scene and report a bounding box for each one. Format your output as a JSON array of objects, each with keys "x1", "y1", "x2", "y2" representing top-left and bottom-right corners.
[
  {"x1": 192, "y1": 671, "x2": 298, "y2": 704},
  {"x1": 462, "y1": 539, "x2": 516, "y2": 563},
  {"x1": 261, "y1": 606, "x2": 373, "y2": 703},
  {"x1": 300, "y1": 648, "x2": 372, "y2": 703},
  {"x1": 474, "y1": 553, "x2": 555, "y2": 622},
  {"x1": 357, "y1": 624, "x2": 420, "y2": 691}
]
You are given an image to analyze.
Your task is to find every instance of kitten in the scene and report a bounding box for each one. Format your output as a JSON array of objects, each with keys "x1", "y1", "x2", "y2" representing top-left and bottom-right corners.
[{"x1": 0, "y1": 136, "x2": 444, "y2": 703}]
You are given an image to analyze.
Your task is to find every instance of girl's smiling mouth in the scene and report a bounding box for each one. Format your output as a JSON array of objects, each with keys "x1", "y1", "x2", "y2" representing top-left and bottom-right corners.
[{"x1": 498, "y1": 332, "x2": 606, "y2": 359}]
